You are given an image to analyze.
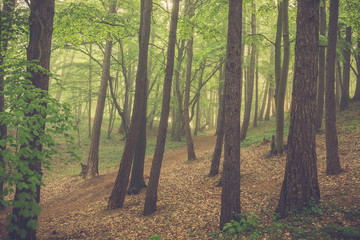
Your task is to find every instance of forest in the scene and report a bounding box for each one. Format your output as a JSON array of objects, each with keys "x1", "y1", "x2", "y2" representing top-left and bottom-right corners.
[{"x1": 0, "y1": 0, "x2": 359, "y2": 239}]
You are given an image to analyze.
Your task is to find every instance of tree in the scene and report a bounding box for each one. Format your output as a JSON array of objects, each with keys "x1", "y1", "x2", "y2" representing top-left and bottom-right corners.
[
  {"x1": 315, "y1": 0, "x2": 326, "y2": 130},
  {"x1": 220, "y1": 0, "x2": 242, "y2": 229},
  {"x1": 86, "y1": 2, "x2": 117, "y2": 178},
  {"x1": 276, "y1": 0, "x2": 320, "y2": 218},
  {"x1": 274, "y1": 0, "x2": 290, "y2": 154},
  {"x1": 340, "y1": 26, "x2": 351, "y2": 111},
  {"x1": 107, "y1": 0, "x2": 152, "y2": 209},
  {"x1": 240, "y1": 2, "x2": 256, "y2": 141},
  {"x1": 183, "y1": 0, "x2": 197, "y2": 161},
  {"x1": 9, "y1": 0, "x2": 55, "y2": 238},
  {"x1": 325, "y1": 0, "x2": 342, "y2": 175},
  {"x1": 0, "y1": 0, "x2": 16, "y2": 209},
  {"x1": 143, "y1": 0, "x2": 179, "y2": 216}
]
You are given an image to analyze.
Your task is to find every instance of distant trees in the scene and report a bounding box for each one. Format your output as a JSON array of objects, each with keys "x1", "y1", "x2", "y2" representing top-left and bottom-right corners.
[{"x1": 276, "y1": 0, "x2": 320, "y2": 218}]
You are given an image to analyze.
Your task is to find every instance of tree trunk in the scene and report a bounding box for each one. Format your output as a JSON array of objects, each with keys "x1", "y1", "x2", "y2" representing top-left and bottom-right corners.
[
  {"x1": 253, "y1": 51, "x2": 259, "y2": 127},
  {"x1": 215, "y1": 61, "x2": 224, "y2": 135},
  {"x1": 240, "y1": 5, "x2": 256, "y2": 141},
  {"x1": 265, "y1": 47, "x2": 274, "y2": 121},
  {"x1": 352, "y1": 39, "x2": 360, "y2": 101},
  {"x1": 143, "y1": 0, "x2": 179, "y2": 216},
  {"x1": 276, "y1": 0, "x2": 320, "y2": 218},
  {"x1": 340, "y1": 26, "x2": 351, "y2": 111},
  {"x1": 210, "y1": 80, "x2": 225, "y2": 176},
  {"x1": 258, "y1": 79, "x2": 268, "y2": 121},
  {"x1": 325, "y1": 0, "x2": 342, "y2": 175},
  {"x1": 108, "y1": 0, "x2": 152, "y2": 209},
  {"x1": 171, "y1": 40, "x2": 186, "y2": 141},
  {"x1": 88, "y1": 44, "x2": 93, "y2": 138},
  {"x1": 9, "y1": 1, "x2": 55, "y2": 239},
  {"x1": 86, "y1": 3, "x2": 116, "y2": 178},
  {"x1": 183, "y1": 0, "x2": 197, "y2": 160},
  {"x1": 274, "y1": 0, "x2": 290, "y2": 154},
  {"x1": 315, "y1": 0, "x2": 326, "y2": 130},
  {"x1": 194, "y1": 61, "x2": 205, "y2": 136},
  {"x1": 220, "y1": 0, "x2": 242, "y2": 229}
]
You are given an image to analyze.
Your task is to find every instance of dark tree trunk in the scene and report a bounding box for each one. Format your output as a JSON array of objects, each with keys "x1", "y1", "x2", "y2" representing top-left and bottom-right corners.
[
  {"x1": 315, "y1": 0, "x2": 326, "y2": 130},
  {"x1": 274, "y1": 0, "x2": 290, "y2": 154},
  {"x1": 276, "y1": 0, "x2": 320, "y2": 218},
  {"x1": 220, "y1": 0, "x2": 242, "y2": 229},
  {"x1": 325, "y1": 0, "x2": 342, "y2": 175},
  {"x1": 127, "y1": 85, "x2": 147, "y2": 195},
  {"x1": 108, "y1": 0, "x2": 152, "y2": 209},
  {"x1": 265, "y1": 47, "x2": 274, "y2": 121},
  {"x1": 0, "y1": 0, "x2": 16, "y2": 210},
  {"x1": 194, "y1": 61, "x2": 205, "y2": 136},
  {"x1": 143, "y1": 0, "x2": 179, "y2": 216},
  {"x1": 340, "y1": 26, "x2": 351, "y2": 111},
  {"x1": 183, "y1": 0, "x2": 197, "y2": 160},
  {"x1": 240, "y1": 5, "x2": 256, "y2": 141},
  {"x1": 9, "y1": 1, "x2": 55, "y2": 239}
]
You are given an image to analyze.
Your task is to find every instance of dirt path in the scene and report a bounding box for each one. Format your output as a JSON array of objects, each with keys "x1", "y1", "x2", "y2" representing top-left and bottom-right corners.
[{"x1": 1, "y1": 110, "x2": 359, "y2": 239}]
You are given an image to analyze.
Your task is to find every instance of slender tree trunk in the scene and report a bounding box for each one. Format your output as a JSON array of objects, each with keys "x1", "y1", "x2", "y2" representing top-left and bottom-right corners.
[
  {"x1": 265, "y1": 47, "x2": 275, "y2": 121},
  {"x1": 253, "y1": 52, "x2": 259, "y2": 127},
  {"x1": 340, "y1": 26, "x2": 351, "y2": 111},
  {"x1": 240, "y1": 4, "x2": 256, "y2": 141},
  {"x1": 183, "y1": 0, "x2": 197, "y2": 160},
  {"x1": 0, "y1": 0, "x2": 16, "y2": 210},
  {"x1": 276, "y1": 0, "x2": 320, "y2": 218},
  {"x1": 274, "y1": 0, "x2": 290, "y2": 154},
  {"x1": 220, "y1": 0, "x2": 242, "y2": 229},
  {"x1": 108, "y1": 0, "x2": 152, "y2": 209},
  {"x1": 336, "y1": 60, "x2": 342, "y2": 108},
  {"x1": 10, "y1": 1, "x2": 55, "y2": 239},
  {"x1": 210, "y1": 80, "x2": 225, "y2": 176},
  {"x1": 215, "y1": 61, "x2": 225, "y2": 135},
  {"x1": 86, "y1": 3, "x2": 116, "y2": 178},
  {"x1": 274, "y1": 1, "x2": 283, "y2": 101},
  {"x1": 258, "y1": 80, "x2": 268, "y2": 121},
  {"x1": 143, "y1": 0, "x2": 179, "y2": 216},
  {"x1": 315, "y1": 0, "x2": 326, "y2": 130},
  {"x1": 194, "y1": 61, "x2": 205, "y2": 136},
  {"x1": 88, "y1": 44, "x2": 93, "y2": 138},
  {"x1": 352, "y1": 39, "x2": 360, "y2": 101},
  {"x1": 171, "y1": 40, "x2": 186, "y2": 141},
  {"x1": 325, "y1": 0, "x2": 342, "y2": 175}
]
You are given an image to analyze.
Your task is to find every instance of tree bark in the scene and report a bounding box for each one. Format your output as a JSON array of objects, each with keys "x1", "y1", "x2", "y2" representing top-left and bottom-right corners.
[
  {"x1": 315, "y1": 0, "x2": 326, "y2": 130},
  {"x1": 143, "y1": 0, "x2": 179, "y2": 216},
  {"x1": 325, "y1": 0, "x2": 342, "y2": 175},
  {"x1": 108, "y1": 0, "x2": 152, "y2": 209},
  {"x1": 86, "y1": 3, "x2": 116, "y2": 178},
  {"x1": 274, "y1": 0, "x2": 290, "y2": 154},
  {"x1": 215, "y1": 61, "x2": 224, "y2": 135},
  {"x1": 276, "y1": 0, "x2": 320, "y2": 218},
  {"x1": 10, "y1": 0, "x2": 55, "y2": 239},
  {"x1": 253, "y1": 51, "x2": 259, "y2": 127},
  {"x1": 220, "y1": 0, "x2": 242, "y2": 229},
  {"x1": 340, "y1": 26, "x2": 351, "y2": 111},
  {"x1": 258, "y1": 79, "x2": 268, "y2": 121},
  {"x1": 88, "y1": 44, "x2": 93, "y2": 138},
  {"x1": 265, "y1": 47, "x2": 274, "y2": 121}
]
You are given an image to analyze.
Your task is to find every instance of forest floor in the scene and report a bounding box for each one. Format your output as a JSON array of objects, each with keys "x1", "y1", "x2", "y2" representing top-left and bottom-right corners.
[{"x1": 1, "y1": 103, "x2": 360, "y2": 239}]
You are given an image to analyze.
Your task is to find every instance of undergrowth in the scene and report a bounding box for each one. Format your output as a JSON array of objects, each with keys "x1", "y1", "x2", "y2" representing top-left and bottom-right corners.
[{"x1": 209, "y1": 200, "x2": 360, "y2": 240}]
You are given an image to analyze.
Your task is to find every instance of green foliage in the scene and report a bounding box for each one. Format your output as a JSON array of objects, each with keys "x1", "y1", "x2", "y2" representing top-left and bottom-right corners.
[
  {"x1": 220, "y1": 212, "x2": 262, "y2": 240},
  {"x1": 1, "y1": 60, "x2": 79, "y2": 238},
  {"x1": 147, "y1": 234, "x2": 162, "y2": 240}
]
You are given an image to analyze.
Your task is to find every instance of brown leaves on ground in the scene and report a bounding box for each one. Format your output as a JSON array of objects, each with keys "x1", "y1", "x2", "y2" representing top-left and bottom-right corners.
[{"x1": 1, "y1": 103, "x2": 360, "y2": 239}]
